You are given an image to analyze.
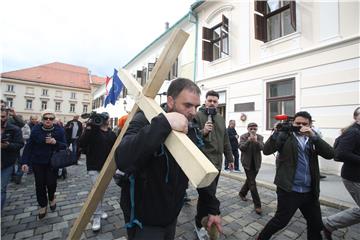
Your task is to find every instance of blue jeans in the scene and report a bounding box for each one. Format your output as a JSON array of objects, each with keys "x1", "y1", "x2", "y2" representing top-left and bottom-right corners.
[
  {"x1": 71, "y1": 139, "x2": 78, "y2": 162},
  {"x1": 1, "y1": 165, "x2": 14, "y2": 209}
]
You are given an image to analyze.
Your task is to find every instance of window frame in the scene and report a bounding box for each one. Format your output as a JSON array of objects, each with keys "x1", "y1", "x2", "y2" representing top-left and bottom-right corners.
[
  {"x1": 42, "y1": 89, "x2": 48, "y2": 96},
  {"x1": 266, "y1": 78, "x2": 295, "y2": 130},
  {"x1": 70, "y1": 103, "x2": 76, "y2": 113},
  {"x1": 55, "y1": 102, "x2": 61, "y2": 111},
  {"x1": 70, "y1": 92, "x2": 76, "y2": 99},
  {"x1": 7, "y1": 85, "x2": 14, "y2": 92},
  {"x1": 6, "y1": 98, "x2": 13, "y2": 108},
  {"x1": 202, "y1": 15, "x2": 229, "y2": 62},
  {"x1": 254, "y1": 0, "x2": 296, "y2": 42},
  {"x1": 26, "y1": 99, "x2": 33, "y2": 109},
  {"x1": 41, "y1": 101, "x2": 47, "y2": 110},
  {"x1": 83, "y1": 104, "x2": 88, "y2": 113}
]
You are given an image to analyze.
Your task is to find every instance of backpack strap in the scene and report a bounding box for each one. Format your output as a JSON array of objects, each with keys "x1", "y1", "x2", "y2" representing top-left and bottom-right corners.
[{"x1": 124, "y1": 175, "x2": 142, "y2": 229}]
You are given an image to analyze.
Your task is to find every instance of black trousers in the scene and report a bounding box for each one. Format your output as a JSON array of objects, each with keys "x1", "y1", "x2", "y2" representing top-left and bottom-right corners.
[
  {"x1": 225, "y1": 148, "x2": 239, "y2": 170},
  {"x1": 195, "y1": 173, "x2": 220, "y2": 228},
  {"x1": 32, "y1": 164, "x2": 58, "y2": 208},
  {"x1": 127, "y1": 219, "x2": 177, "y2": 240},
  {"x1": 258, "y1": 188, "x2": 323, "y2": 240},
  {"x1": 239, "y1": 169, "x2": 261, "y2": 208}
]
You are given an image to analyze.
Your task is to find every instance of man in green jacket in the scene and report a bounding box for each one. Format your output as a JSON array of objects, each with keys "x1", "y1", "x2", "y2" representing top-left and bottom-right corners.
[
  {"x1": 257, "y1": 111, "x2": 334, "y2": 240},
  {"x1": 194, "y1": 90, "x2": 234, "y2": 239}
]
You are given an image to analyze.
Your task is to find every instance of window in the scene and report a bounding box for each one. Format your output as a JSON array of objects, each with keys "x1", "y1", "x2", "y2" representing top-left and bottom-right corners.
[
  {"x1": 6, "y1": 98, "x2": 13, "y2": 108},
  {"x1": 55, "y1": 102, "x2": 61, "y2": 111},
  {"x1": 202, "y1": 15, "x2": 229, "y2": 62},
  {"x1": 266, "y1": 78, "x2": 295, "y2": 129},
  {"x1": 167, "y1": 58, "x2": 178, "y2": 80},
  {"x1": 71, "y1": 92, "x2": 76, "y2": 99},
  {"x1": 7, "y1": 85, "x2": 14, "y2": 92},
  {"x1": 70, "y1": 103, "x2": 75, "y2": 113},
  {"x1": 41, "y1": 101, "x2": 47, "y2": 110},
  {"x1": 26, "y1": 99, "x2": 32, "y2": 109},
  {"x1": 254, "y1": 0, "x2": 296, "y2": 42},
  {"x1": 83, "y1": 104, "x2": 88, "y2": 113},
  {"x1": 42, "y1": 89, "x2": 48, "y2": 96}
]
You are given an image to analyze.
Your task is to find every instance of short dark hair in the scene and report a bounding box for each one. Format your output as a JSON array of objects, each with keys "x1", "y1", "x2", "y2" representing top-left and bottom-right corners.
[
  {"x1": 205, "y1": 90, "x2": 219, "y2": 99},
  {"x1": 167, "y1": 78, "x2": 201, "y2": 100},
  {"x1": 294, "y1": 111, "x2": 312, "y2": 123}
]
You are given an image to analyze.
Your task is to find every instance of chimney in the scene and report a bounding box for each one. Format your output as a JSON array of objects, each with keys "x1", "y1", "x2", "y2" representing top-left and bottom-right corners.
[{"x1": 165, "y1": 22, "x2": 169, "y2": 31}]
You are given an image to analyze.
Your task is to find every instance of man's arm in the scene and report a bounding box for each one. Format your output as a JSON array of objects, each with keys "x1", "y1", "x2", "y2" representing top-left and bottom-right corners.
[
  {"x1": 6, "y1": 128, "x2": 24, "y2": 151},
  {"x1": 115, "y1": 112, "x2": 172, "y2": 173}
]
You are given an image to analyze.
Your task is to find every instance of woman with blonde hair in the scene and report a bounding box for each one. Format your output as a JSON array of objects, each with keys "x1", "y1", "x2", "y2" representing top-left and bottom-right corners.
[{"x1": 21, "y1": 110, "x2": 66, "y2": 219}]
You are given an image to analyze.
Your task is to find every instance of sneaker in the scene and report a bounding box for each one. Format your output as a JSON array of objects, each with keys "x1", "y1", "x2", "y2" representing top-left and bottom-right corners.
[
  {"x1": 194, "y1": 224, "x2": 208, "y2": 240},
  {"x1": 239, "y1": 192, "x2": 248, "y2": 201},
  {"x1": 255, "y1": 207, "x2": 262, "y2": 215},
  {"x1": 101, "y1": 211, "x2": 108, "y2": 219},
  {"x1": 92, "y1": 216, "x2": 101, "y2": 232}
]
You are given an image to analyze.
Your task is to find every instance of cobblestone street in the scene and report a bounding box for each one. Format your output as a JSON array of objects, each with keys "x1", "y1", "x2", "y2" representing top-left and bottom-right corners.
[{"x1": 1, "y1": 158, "x2": 359, "y2": 239}]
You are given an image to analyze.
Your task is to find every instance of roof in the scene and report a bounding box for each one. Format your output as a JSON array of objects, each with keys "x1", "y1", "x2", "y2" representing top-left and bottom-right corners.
[{"x1": 1, "y1": 62, "x2": 105, "y2": 90}]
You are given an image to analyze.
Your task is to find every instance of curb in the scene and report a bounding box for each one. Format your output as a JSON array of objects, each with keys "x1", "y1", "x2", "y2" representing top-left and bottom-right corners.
[{"x1": 221, "y1": 172, "x2": 355, "y2": 210}]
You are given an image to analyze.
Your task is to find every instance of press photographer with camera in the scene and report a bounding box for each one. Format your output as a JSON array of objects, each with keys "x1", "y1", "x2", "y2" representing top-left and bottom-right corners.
[
  {"x1": 194, "y1": 90, "x2": 234, "y2": 239},
  {"x1": 257, "y1": 111, "x2": 334, "y2": 240},
  {"x1": 78, "y1": 111, "x2": 116, "y2": 232}
]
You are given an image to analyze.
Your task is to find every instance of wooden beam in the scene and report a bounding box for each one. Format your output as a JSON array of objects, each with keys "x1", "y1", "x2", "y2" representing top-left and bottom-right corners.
[
  {"x1": 118, "y1": 69, "x2": 219, "y2": 187},
  {"x1": 68, "y1": 28, "x2": 193, "y2": 240}
]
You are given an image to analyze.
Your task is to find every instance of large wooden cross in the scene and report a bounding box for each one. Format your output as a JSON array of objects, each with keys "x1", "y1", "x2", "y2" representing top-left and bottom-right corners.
[{"x1": 68, "y1": 28, "x2": 218, "y2": 239}]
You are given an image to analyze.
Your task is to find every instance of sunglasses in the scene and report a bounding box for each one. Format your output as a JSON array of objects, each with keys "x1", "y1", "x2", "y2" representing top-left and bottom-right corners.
[
  {"x1": 294, "y1": 122, "x2": 308, "y2": 126},
  {"x1": 249, "y1": 127, "x2": 257, "y2": 131},
  {"x1": 43, "y1": 117, "x2": 55, "y2": 121}
]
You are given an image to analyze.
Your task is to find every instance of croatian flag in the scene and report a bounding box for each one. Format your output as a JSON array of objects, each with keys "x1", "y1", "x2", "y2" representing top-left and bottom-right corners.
[{"x1": 104, "y1": 69, "x2": 123, "y2": 107}]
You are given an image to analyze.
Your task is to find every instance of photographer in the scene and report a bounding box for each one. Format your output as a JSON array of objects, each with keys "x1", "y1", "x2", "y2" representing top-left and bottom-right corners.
[
  {"x1": 1, "y1": 107, "x2": 24, "y2": 209},
  {"x1": 194, "y1": 90, "x2": 234, "y2": 238},
  {"x1": 257, "y1": 111, "x2": 334, "y2": 240},
  {"x1": 78, "y1": 111, "x2": 116, "y2": 232}
]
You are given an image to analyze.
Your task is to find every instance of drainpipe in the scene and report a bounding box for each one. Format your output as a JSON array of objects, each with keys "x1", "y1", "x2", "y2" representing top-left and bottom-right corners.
[{"x1": 189, "y1": 10, "x2": 198, "y2": 82}]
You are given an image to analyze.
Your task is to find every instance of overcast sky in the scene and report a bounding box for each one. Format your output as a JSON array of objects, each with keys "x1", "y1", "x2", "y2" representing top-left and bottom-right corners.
[{"x1": 1, "y1": 0, "x2": 195, "y2": 77}]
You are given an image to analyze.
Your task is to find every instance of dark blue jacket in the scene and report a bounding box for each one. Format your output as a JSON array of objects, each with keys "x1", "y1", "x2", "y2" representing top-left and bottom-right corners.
[
  {"x1": 1, "y1": 122, "x2": 24, "y2": 169},
  {"x1": 21, "y1": 124, "x2": 67, "y2": 166}
]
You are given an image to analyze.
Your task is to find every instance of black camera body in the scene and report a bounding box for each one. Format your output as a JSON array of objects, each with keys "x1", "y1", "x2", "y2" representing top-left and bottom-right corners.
[
  {"x1": 274, "y1": 115, "x2": 301, "y2": 133},
  {"x1": 81, "y1": 111, "x2": 107, "y2": 126}
]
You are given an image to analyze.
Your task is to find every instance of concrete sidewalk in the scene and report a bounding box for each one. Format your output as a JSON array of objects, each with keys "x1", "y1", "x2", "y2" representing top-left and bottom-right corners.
[{"x1": 223, "y1": 162, "x2": 357, "y2": 209}]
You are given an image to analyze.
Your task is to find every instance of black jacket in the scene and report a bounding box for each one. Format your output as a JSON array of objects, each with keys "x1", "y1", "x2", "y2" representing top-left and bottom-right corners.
[
  {"x1": 263, "y1": 132, "x2": 334, "y2": 198},
  {"x1": 227, "y1": 127, "x2": 239, "y2": 150},
  {"x1": 1, "y1": 122, "x2": 24, "y2": 169},
  {"x1": 65, "y1": 120, "x2": 83, "y2": 143},
  {"x1": 336, "y1": 123, "x2": 360, "y2": 182},
  {"x1": 79, "y1": 126, "x2": 116, "y2": 171},
  {"x1": 115, "y1": 111, "x2": 203, "y2": 228}
]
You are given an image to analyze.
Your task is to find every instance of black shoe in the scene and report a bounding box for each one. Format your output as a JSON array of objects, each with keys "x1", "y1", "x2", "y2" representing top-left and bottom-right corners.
[
  {"x1": 320, "y1": 175, "x2": 327, "y2": 179},
  {"x1": 239, "y1": 192, "x2": 247, "y2": 201},
  {"x1": 50, "y1": 199, "x2": 56, "y2": 211}
]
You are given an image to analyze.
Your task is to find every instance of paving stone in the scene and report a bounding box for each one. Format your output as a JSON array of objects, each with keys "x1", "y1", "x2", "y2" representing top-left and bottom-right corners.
[
  {"x1": 14, "y1": 229, "x2": 33, "y2": 239},
  {"x1": 43, "y1": 230, "x2": 62, "y2": 240},
  {"x1": 34, "y1": 225, "x2": 52, "y2": 235}
]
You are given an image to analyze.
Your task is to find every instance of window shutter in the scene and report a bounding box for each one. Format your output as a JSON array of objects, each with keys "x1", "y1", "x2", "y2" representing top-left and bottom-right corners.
[
  {"x1": 202, "y1": 27, "x2": 213, "y2": 61},
  {"x1": 254, "y1": 14, "x2": 266, "y2": 42},
  {"x1": 290, "y1": 0, "x2": 296, "y2": 31},
  {"x1": 254, "y1": 0, "x2": 266, "y2": 15},
  {"x1": 136, "y1": 70, "x2": 142, "y2": 78},
  {"x1": 222, "y1": 15, "x2": 229, "y2": 32}
]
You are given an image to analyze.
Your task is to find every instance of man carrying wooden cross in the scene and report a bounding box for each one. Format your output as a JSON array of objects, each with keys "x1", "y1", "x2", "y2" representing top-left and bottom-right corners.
[{"x1": 115, "y1": 78, "x2": 204, "y2": 239}]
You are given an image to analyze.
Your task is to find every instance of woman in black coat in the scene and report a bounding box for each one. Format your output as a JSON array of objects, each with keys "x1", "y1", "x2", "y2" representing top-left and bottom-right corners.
[{"x1": 21, "y1": 110, "x2": 66, "y2": 219}]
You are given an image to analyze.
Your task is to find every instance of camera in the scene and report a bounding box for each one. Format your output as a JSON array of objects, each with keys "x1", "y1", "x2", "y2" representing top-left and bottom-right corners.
[
  {"x1": 274, "y1": 114, "x2": 301, "y2": 133},
  {"x1": 81, "y1": 111, "x2": 109, "y2": 126}
]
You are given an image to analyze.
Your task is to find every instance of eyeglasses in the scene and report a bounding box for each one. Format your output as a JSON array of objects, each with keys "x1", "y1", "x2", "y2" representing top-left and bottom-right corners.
[
  {"x1": 294, "y1": 122, "x2": 309, "y2": 126},
  {"x1": 43, "y1": 117, "x2": 55, "y2": 121},
  {"x1": 249, "y1": 128, "x2": 257, "y2": 131}
]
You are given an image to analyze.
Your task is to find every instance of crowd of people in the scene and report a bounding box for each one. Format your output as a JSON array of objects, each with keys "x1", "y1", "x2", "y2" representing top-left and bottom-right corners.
[{"x1": 1, "y1": 81, "x2": 359, "y2": 240}]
